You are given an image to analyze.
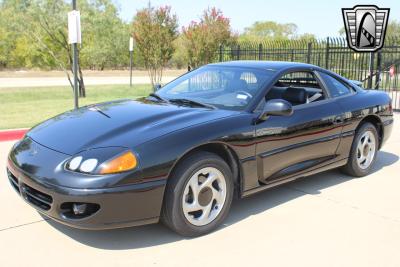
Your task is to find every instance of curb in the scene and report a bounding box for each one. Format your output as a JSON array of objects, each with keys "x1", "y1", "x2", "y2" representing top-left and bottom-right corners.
[{"x1": 0, "y1": 129, "x2": 28, "y2": 142}]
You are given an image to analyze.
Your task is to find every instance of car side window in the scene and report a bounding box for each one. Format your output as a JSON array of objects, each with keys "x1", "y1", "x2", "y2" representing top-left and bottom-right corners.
[
  {"x1": 266, "y1": 71, "x2": 326, "y2": 106},
  {"x1": 277, "y1": 71, "x2": 321, "y2": 88},
  {"x1": 318, "y1": 72, "x2": 353, "y2": 98}
]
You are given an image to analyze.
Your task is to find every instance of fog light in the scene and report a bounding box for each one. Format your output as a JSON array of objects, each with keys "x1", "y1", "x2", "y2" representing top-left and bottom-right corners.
[
  {"x1": 73, "y1": 203, "x2": 87, "y2": 215},
  {"x1": 60, "y1": 202, "x2": 100, "y2": 219}
]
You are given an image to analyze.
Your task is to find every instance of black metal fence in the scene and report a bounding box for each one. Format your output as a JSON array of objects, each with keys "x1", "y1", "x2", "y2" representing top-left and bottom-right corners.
[{"x1": 216, "y1": 37, "x2": 400, "y2": 109}]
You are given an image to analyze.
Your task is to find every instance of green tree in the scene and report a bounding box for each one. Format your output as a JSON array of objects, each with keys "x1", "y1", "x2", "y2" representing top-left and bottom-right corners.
[
  {"x1": 182, "y1": 7, "x2": 234, "y2": 68},
  {"x1": 170, "y1": 35, "x2": 188, "y2": 69},
  {"x1": 132, "y1": 4, "x2": 178, "y2": 89},
  {"x1": 80, "y1": 0, "x2": 130, "y2": 70},
  {"x1": 30, "y1": 1, "x2": 86, "y2": 94},
  {"x1": 0, "y1": 0, "x2": 132, "y2": 97},
  {"x1": 297, "y1": 33, "x2": 316, "y2": 42},
  {"x1": 0, "y1": 1, "x2": 130, "y2": 69},
  {"x1": 241, "y1": 21, "x2": 298, "y2": 41},
  {"x1": 0, "y1": 0, "x2": 33, "y2": 69},
  {"x1": 386, "y1": 20, "x2": 400, "y2": 38}
]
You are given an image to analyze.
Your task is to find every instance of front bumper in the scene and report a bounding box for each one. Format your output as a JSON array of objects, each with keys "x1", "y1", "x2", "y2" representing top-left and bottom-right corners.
[{"x1": 6, "y1": 158, "x2": 166, "y2": 230}]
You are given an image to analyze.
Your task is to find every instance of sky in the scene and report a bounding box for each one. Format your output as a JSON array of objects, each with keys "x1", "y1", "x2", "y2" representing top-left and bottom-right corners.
[{"x1": 115, "y1": 0, "x2": 399, "y2": 38}]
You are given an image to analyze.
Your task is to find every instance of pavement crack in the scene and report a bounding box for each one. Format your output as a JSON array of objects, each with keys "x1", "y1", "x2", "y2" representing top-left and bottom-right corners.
[{"x1": 0, "y1": 218, "x2": 49, "y2": 232}]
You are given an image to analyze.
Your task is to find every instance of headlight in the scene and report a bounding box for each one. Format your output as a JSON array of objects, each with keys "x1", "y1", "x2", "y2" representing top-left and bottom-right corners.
[
  {"x1": 99, "y1": 151, "x2": 137, "y2": 174},
  {"x1": 80, "y1": 158, "x2": 99, "y2": 173},
  {"x1": 68, "y1": 156, "x2": 83, "y2": 171},
  {"x1": 65, "y1": 148, "x2": 138, "y2": 175}
]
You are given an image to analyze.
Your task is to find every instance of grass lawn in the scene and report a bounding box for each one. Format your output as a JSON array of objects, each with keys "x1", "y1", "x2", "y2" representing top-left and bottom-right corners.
[{"x1": 0, "y1": 84, "x2": 152, "y2": 130}]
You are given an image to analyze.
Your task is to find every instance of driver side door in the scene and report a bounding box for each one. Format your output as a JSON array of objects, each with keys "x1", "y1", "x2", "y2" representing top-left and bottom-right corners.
[{"x1": 255, "y1": 70, "x2": 344, "y2": 183}]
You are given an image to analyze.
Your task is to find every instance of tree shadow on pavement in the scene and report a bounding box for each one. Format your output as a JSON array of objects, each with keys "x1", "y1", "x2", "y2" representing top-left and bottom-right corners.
[{"x1": 44, "y1": 150, "x2": 399, "y2": 250}]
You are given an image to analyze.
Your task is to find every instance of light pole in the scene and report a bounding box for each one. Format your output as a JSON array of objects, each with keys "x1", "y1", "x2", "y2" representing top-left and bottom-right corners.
[
  {"x1": 72, "y1": 0, "x2": 78, "y2": 109},
  {"x1": 68, "y1": 0, "x2": 81, "y2": 109},
  {"x1": 129, "y1": 37, "x2": 134, "y2": 87}
]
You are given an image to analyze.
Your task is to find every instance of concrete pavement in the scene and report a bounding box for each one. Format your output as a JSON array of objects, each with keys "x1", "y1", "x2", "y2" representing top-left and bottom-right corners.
[
  {"x1": 0, "y1": 76, "x2": 177, "y2": 88},
  {"x1": 0, "y1": 70, "x2": 185, "y2": 88},
  {"x1": 0, "y1": 115, "x2": 399, "y2": 267}
]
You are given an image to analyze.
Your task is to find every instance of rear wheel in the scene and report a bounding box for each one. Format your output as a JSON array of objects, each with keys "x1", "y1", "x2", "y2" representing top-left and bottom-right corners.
[
  {"x1": 341, "y1": 122, "x2": 378, "y2": 177},
  {"x1": 162, "y1": 151, "x2": 233, "y2": 237}
]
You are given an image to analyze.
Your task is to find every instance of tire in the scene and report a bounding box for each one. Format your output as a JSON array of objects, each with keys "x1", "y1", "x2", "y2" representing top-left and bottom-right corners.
[
  {"x1": 341, "y1": 122, "x2": 379, "y2": 177},
  {"x1": 161, "y1": 151, "x2": 234, "y2": 237}
]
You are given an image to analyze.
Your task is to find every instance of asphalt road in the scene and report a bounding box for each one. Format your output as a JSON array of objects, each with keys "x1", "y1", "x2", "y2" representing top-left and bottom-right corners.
[{"x1": 0, "y1": 114, "x2": 399, "y2": 267}]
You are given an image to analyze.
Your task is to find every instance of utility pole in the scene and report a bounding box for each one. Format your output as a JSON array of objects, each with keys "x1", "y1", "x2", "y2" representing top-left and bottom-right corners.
[
  {"x1": 72, "y1": 0, "x2": 78, "y2": 109},
  {"x1": 68, "y1": 0, "x2": 81, "y2": 109},
  {"x1": 129, "y1": 37, "x2": 134, "y2": 87}
]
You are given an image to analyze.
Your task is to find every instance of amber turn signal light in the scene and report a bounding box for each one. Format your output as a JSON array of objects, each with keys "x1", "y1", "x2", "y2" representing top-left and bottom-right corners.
[{"x1": 99, "y1": 151, "x2": 137, "y2": 174}]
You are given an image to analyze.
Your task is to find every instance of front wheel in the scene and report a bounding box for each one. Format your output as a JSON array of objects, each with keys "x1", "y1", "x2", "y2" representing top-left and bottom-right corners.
[
  {"x1": 161, "y1": 152, "x2": 234, "y2": 237},
  {"x1": 341, "y1": 122, "x2": 379, "y2": 177}
]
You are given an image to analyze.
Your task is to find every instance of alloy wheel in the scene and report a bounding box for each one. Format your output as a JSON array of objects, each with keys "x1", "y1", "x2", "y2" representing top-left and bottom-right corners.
[
  {"x1": 182, "y1": 167, "x2": 227, "y2": 226},
  {"x1": 356, "y1": 130, "x2": 376, "y2": 169}
]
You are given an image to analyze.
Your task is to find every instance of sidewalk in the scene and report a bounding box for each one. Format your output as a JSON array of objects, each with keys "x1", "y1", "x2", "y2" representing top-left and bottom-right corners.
[
  {"x1": 0, "y1": 69, "x2": 184, "y2": 88},
  {"x1": 0, "y1": 76, "x2": 177, "y2": 88}
]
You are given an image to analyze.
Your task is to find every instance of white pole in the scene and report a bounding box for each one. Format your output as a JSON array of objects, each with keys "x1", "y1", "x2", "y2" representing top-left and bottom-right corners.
[{"x1": 129, "y1": 37, "x2": 134, "y2": 87}]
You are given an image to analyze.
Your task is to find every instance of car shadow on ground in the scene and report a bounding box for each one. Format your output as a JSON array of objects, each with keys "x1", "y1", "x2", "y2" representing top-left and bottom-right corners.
[{"x1": 44, "y1": 150, "x2": 399, "y2": 250}]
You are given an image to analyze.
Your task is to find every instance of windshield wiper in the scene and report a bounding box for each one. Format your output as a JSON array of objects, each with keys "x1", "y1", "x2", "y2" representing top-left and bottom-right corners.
[
  {"x1": 169, "y1": 98, "x2": 215, "y2": 109},
  {"x1": 148, "y1": 93, "x2": 169, "y2": 103},
  {"x1": 88, "y1": 106, "x2": 111, "y2": 118}
]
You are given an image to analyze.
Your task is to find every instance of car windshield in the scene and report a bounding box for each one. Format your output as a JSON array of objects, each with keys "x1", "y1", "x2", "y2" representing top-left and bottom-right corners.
[{"x1": 156, "y1": 66, "x2": 276, "y2": 110}]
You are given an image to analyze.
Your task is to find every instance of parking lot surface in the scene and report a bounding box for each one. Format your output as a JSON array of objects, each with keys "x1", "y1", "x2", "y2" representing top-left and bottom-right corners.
[{"x1": 0, "y1": 114, "x2": 399, "y2": 267}]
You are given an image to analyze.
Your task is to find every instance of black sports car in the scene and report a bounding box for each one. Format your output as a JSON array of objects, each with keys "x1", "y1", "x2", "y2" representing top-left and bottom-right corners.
[{"x1": 7, "y1": 61, "x2": 393, "y2": 236}]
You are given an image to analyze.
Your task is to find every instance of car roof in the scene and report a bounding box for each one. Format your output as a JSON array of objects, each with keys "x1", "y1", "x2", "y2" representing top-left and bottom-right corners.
[{"x1": 208, "y1": 60, "x2": 317, "y2": 71}]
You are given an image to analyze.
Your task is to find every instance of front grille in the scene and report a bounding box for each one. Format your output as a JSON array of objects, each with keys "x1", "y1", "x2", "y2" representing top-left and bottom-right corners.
[
  {"x1": 21, "y1": 183, "x2": 53, "y2": 211},
  {"x1": 7, "y1": 170, "x2": 20, "y2": 193}
]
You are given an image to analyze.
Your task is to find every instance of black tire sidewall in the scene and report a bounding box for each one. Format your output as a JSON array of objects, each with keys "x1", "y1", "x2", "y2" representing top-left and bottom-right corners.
[
  {"x1": 163, "y1": 152, "x2": 234, "y2": 236},
  {"x1": 348, "y1": 123, "x2": 379, "y2": 176}
]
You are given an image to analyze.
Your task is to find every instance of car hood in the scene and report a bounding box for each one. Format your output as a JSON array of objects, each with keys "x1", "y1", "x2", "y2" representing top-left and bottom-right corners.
[{"x1": 27, "y1": 98, "x2": 237, "y2": 155}]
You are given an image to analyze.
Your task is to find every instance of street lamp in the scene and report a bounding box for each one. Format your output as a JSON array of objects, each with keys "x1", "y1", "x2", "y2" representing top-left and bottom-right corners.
[
  {"x1": 68, "y1": 0, "x2": 81, "y2": 109},
  {"x1": 129, "y1": 36, "x2": 134, "y2": 87}
]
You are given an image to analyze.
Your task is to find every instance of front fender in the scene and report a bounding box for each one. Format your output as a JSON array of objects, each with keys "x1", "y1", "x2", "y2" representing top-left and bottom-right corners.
[{"x1": 133, "y1": 113, "x2": 256, "y2": 183}]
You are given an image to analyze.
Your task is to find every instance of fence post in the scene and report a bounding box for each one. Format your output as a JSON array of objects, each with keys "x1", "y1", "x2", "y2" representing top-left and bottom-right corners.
[
  {"x1": 368, "y1": 52, "x2": 375, "y2": 89},
  {"x1": 219, "y1": 44, "x2": 223, "y2": 62},
  {"x1": 237, "y1": 45, "x2": 241, "y2": 60},
  {"x1": 375, "y1": 51, "x2": 382, "y2": 89},
  {"x1": 325, "y1": 37, "x2": 330, "y2": 69},
  {"x1": 258, "y1": 43, "x2": 262, "y2": 60},
  {"x1": 307, "y1": 42, "x2": 312, "y2": 64}
]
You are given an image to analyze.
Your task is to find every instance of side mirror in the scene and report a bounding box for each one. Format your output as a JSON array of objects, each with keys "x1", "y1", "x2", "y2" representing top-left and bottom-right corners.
[{"x1": 258, "y1": 99, "x2": 293, "y2": 121}]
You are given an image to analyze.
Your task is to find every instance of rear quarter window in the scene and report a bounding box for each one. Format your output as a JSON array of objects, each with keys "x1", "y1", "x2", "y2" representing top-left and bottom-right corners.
[{"x1": 318, "y1": 72, "x2": 354, "y2": 97}]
